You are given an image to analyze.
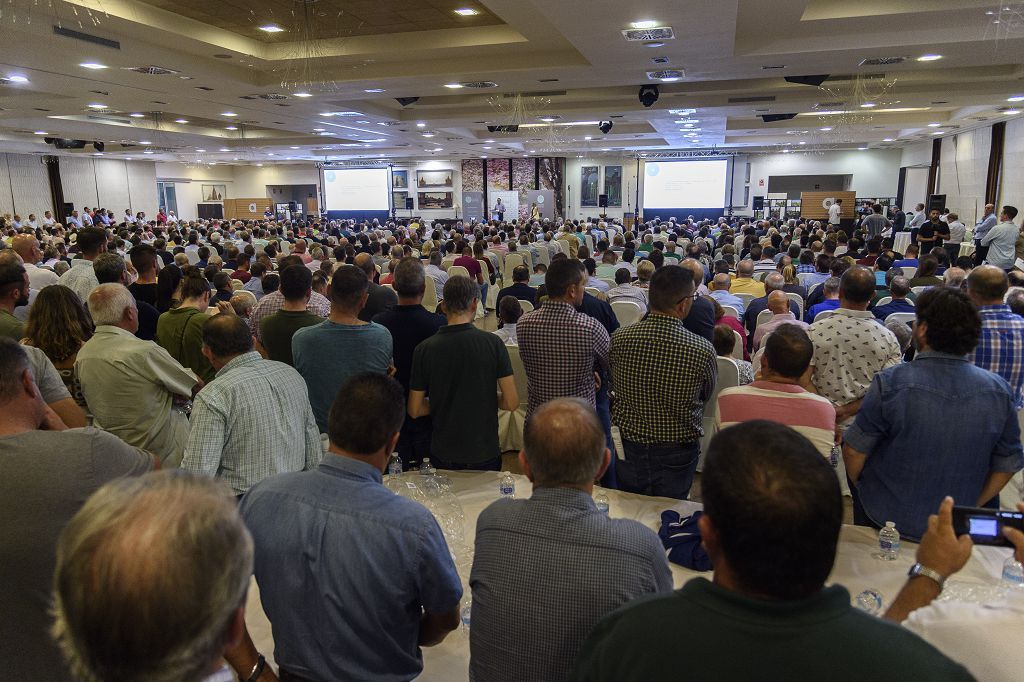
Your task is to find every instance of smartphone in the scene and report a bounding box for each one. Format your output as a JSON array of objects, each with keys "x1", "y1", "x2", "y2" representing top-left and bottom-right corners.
[{"x1": 952, "y1": 506, "x2": 1024, "y2": 547}]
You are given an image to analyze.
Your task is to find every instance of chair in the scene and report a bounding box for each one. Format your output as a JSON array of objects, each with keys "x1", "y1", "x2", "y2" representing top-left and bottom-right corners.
[
  {"x1": 448, "y1": 265, "x2": 471, "y2": 279},
  {"x1": 600, "y1": 278, "x2": 617, "y2": 290},
  {"x1": 535, "y1": 246, "x2": 551, "y2": 266},
  {"x1": 885, "y1": 312, "x2": 916, "y2": 326},
  {"x1": 813, "y1": 309, "x2": 836, "y2": 321},
  {"x1": 721, "y1": 305, "x2": 740, "y2": 319},
  {"x1": 421, "y1": 279, "x2": 439, "y2": 312},
  {"x1": 698, "y1": 356, "x2": 741, "y2": 471},
  {"x1": 755, "y1": 308, "x2": 773, "y2": 330},
  {"x1": 503, "y1": 252, "x2": 525, "y2": 276},
  {"x1": 498, "y1": 345, "x2": 530, "y2": 452},
  {"x1": 785, "y1": 292, "x2": 804, "y2": 319},
  {"x1": 231, "y1": 279, "x2": 244, "y2": 291},
  {"x1": 796, "y1": 272, "x2": 814, "y2": 286},
  {"x1": 875, "y1": 296, "x2": 893, "y2": 307},
  {"x1": 517, "y1": 299, "x2": 535, "y2": 313},
  {"x1": 611, "y1": 300, "x2": 644, "y2": 327},
  {"x1": 735, "y1": 292, "x2": 756, "y2": 310},
  {"x1": 585, "y1": 234, "x2": 595, "y2": 253},
  {"x1": 753, "y1": 272, "x2": 769, "y2": 282},
  {"x1": 901, "y1": 266, "x2": 918, "y2": 278},
  {"x1": 911, "y1": 285, "x2": 932, "y2": 297},
  {"x1": 585, "y1": 286, "x2": 602, "y2": 298}
]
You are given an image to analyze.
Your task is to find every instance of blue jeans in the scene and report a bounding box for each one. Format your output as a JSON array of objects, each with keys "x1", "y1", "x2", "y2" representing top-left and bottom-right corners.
[
  {"x1": 618, "y1": 440, "x2": 700, "y2": 500},
  {"x1": 432, "y1": 454, "x2": 502, "y2": 472},
  {"x1": 596, "y1": 382, "x2": 617, "y2": 489}
]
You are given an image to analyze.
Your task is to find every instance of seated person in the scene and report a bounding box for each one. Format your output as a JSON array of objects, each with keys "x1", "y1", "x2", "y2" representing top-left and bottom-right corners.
[
  {"x1": 496, "y1": 265, "x2": 537, "y2": 311},
  {"x1": 494, "y1": 296, "x2": 522, "y2": 345},
  {"x1": 712, "y1": 324, "x2": 753, "y2": 385},
  {"x1": 606, "y1": 267, "x2": 648, "y2": 308},
  {"x1": 872, "y1": 276, "x2": 916, "y2": 321}
]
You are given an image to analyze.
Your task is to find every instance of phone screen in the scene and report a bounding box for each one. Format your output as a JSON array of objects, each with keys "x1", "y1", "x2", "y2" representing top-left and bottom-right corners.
[{"x1": 968, "y1": 517, "x2": 999, "y2": 537}]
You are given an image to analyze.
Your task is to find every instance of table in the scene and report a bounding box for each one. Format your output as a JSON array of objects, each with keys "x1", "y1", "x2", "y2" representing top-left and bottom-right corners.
[
  {"x1": 893, "y1": 232, "x2": 911, "y2": 255},
  {"x1": 244, "y1": 471, "x2": 1012, "y2": 681},
  {"x1": 959, "y1": 242, "x2": 976, "y2": 258}
]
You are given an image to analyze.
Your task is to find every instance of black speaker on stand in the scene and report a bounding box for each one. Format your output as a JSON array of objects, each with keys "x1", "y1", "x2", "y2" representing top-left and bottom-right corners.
[
  {"x1": 405, "y1": 197, "x2": 414, "y2": 210},
  {"x1": 598, "y1": 193, "x2": 608, "y2": 218},
  {"x1": 753, "y1": 196, "x2": 765, "y2": 211}
]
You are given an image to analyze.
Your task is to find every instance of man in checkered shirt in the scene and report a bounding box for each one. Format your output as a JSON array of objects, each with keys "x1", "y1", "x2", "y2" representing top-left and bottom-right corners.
[{"x1": 518, "y1": 258, "x2": 610, "y2": 419}]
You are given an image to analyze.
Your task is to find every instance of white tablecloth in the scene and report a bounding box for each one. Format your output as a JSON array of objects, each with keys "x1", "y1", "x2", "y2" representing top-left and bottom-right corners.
[
  {"x1": 244, "y1": 471, "x2": 1012, "y2": 681},
  {"x1": 893, "y1": 232, "x2": 911, "y2": 255},
  {"x1": 959, "y1": 242, "x2": 976, "y2": 258}
]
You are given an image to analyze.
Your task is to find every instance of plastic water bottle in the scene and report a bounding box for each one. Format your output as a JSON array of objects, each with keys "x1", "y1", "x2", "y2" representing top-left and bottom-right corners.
[
  {"x1": 855, "y1": 589, "x2": 884, "y2": 615},
  {"x1": 594, "y1": 490, "x2": 610, "y2": 515},
  {"x1": 388, "y1": 454, "x2": 402, "y2": 477},
  {"x1": 419, "y1": 458, "x2": 436, "y2": 477},
  {"x1": 499, "y1": 472, "x2": 516, "y2": 499},
  {"x1": 461, "y1": 597, "x2": 472, "y2": 633},
  {"x1": 829, "y1": 444, "x2": 841, "y2": 468},
  {"x1": 1002, "y1": 556, "x2": 1024, "y2": 588},
  {"x1": 876, "y1": 521, "x2": 900, "y2": 561}
]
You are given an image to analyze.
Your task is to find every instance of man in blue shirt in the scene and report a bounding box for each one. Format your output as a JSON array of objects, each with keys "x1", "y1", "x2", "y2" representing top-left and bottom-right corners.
[
  {"x1": 973, "y1": 203, "x2": 998, "y2": 265},
  {"x1": 844, "y1": 287, "x2": 1024, "y2": 540},
  {"x1": 805, "y1": 277, "x2": 841, "y2": 322},
  {"x1": 240, "y1": 373, "x2": 462, "y2": 681},
  {"x1": 872, "y1": 276, "x2": 916, "y2": 321},
  {"x1": 708, "y1": 273, "x2": 746, "y2": 315}
]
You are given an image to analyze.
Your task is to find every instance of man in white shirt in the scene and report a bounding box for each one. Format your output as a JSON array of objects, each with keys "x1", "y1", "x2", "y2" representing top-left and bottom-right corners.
[
  {"x1": 11, "y1": 235, "x2": 58, "y2": 290},
  {"x1": 981, "y1": 206, "x2": 1020, "y2": 270},
  {"x1": 80, "y1": 208, "x2": 93, "y2": 226},
  {"x1": 56, "y1": 227, "x2": 106, "y2": 303},
  {"x1": 828, "y1": 198, "x2": 843, "y2": 228},
  {"x1": 908, "y1": 203, "x2": 927, "y2": 231},
  {"x1": 40, "y1": 211, "x2": 55, "y2": 226}
]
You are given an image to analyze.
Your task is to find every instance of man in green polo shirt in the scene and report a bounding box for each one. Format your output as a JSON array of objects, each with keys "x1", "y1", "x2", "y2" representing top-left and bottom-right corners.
[
  {"x1": 573, "y1": 421, "x2": 971, "y2": 681},
  {"x1": 0, "y1": 253, "x2": 30, "y2": 341},
  {"x1": 408, "y1": 276, "x2": 518, "y2": 470},
  {"x1": 259, "y1": 265, "x2": 322, "y2": 366}
]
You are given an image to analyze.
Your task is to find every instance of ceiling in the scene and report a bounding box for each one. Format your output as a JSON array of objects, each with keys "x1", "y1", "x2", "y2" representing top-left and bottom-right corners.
[{"x1": 0, "y1": 0, "x2": 1022, "y2": 165}]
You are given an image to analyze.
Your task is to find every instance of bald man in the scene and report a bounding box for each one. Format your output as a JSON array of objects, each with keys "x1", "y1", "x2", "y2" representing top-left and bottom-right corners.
[
  {"x1": 354, "y1": 252, "x2": 398, "y2": 322},
  {"x1": 709, "y1": 272, "x2": 746, "y2": 314},
  {"x1": 753, "y1": 290, "x2": 808, "y2": 351},
  {"x1": 743, "y1": 272, "x2": 800, "y2": 347},
  {"x1": 730, "y1": 259, "x2": 766, "y2": 297},
  {"x1": 974, "y1": 203, "x2": 998, "y2": 265},
  {"x1": 469, "y1": 398, "x2": 672, "y2": 682},
  {"x1": 11, "y1": 235, "x2": 58, "y2": 289}
]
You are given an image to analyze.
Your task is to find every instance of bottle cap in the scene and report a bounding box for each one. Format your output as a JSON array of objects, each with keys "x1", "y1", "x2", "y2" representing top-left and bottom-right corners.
[{"x1": 885, "y1": 521, "x2": 895, "y2": 528}]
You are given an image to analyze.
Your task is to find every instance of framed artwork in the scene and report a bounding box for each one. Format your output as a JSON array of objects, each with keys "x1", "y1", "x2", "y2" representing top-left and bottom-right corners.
[
  {"x1": 418, "y1": 191, "x2": 454, "y2": 209},
  {"x1": 392, "y1": 170, "x2": 408, "y2": 189},
  {"x1": 201, "y1": 184, "x2": 226, "y2": 202},
  {"x1": 393, "y1": 191, "x2": 408, "y2": 209},
  {"x1": 417, "y1": 170, "x2": 454, "y2": 187},
  {"x1": 603, "y1": 165, "x2": 622, "y2": 207},
  {"x1": 580, "y1": 166, "x2": 599, "y2": 207}
]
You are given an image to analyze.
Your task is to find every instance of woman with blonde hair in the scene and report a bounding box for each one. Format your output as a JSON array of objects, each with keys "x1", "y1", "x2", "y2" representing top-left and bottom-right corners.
[
  {"x1": 23, "y1": 285, "x2": 93, "y2": 408},
  {"x1": 636, "y1": 259, "x2": 656, "y2": 288}
]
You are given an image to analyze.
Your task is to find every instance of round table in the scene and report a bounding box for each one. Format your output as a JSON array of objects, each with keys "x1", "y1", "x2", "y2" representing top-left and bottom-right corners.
[
  {"x1": 244, "y1": 471, "x2": 1012, "y2": 681},
  {"x1": 893, "y1": 232, "x2": 911, "y2": 255}
]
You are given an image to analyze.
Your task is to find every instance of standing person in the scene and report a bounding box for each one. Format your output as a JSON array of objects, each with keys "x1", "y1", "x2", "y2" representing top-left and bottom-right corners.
[
  {"x1": 493, "y1": 198, "x2": 505, "y2": 221},
  {"x1": 828, "y1": 197, "x2": 843, "y2": 229},
  {"x1": 0, "y1": 339, "x2": 154, "y2": 682},
  {"x1": 76, "y1": 284, "x2": 199, "y2": 467},
  {"x1": 518, "y1": 259, "x2": 610, "y2": 419},
  {"x1": 127, "y1": 242, "x2": 160, "y2": 307},
  {"x1": 354, "y1": 252, "x2": 398, "y2": 321},
  {"x1": 861, "y1": 203, "x2": 890, "y2": 239},
  {"x1": 181, "y1": 314, "x2": 321, "y2": 497},
  {"x1": 892, "y1": 205, "x2": 907, "y2": 232},
  {"x1": 155, "y1": 268, "x2": 215, "y2": 384},
  {"x1": 844, "y1": 287, "x2": 1023, "y2": 539},
  {"x1": 981, "y1": 205, "x2": 1020, "y2": 271},
  {"x1": 258, "y1": 265, "x2": 322, "y2": 366},
  {"x1": 292, "y1": 264, "x2": 393, "y2": 433},
  {"x1": 469, "y1": 398, "x2": 672, "y2": 682},
  {"x1": 408, "y1": 276, "x2": 517, "y2": 470},
  {"x1": 945, "y1": 212, "x2": 966, "y2": 264},
  {"x1": 974, "y1": 203, "x2": 998, "y2": 265},
  {"x1": 373, "y1": 257, "x2": 447, "y2": 469},
  {"x1": 56, "y1": 226, "x2": 106, "y2": 303},
  {"x1": 917, "y1": 209, "x2": 950, "y2": 252},
  {"x1": 610, "y1": 266, "x2": 717, "y2": 499},
  {"x1": 0, "y1": 253, "x2": 30, "y2": 340},
  {"x1": 240, "y1": 374, "x2": 463, "y2": 680}
]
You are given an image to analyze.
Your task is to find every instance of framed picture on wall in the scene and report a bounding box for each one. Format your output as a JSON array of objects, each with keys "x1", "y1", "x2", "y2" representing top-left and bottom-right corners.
[
  {"x1": 603, "y1": 166, "x2": 622, "y2": 207},
  {"x1": 392, "y1": 170, "x2": 408, "y2": 189},
  {"x1": 580, "y1": 166, "x2": 599, "y2": 207},
  {"x1": 417, "y1": 191, "x2": 454, "y2": 209},
  {"x1": 201, "y1": 184, "x2": 226, "y2": 202},
  {"x1": 393, "y1": 190, "x2": 408, "y2": 209},
  {"x1": 417, "y1": 170, "x2": 453, "y2": 188}
]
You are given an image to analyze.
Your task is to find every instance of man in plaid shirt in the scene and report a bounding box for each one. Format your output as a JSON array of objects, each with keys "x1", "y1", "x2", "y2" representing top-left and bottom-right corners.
[{"x1": 518, "y1": 259, "x2": 610, "y2": 419}]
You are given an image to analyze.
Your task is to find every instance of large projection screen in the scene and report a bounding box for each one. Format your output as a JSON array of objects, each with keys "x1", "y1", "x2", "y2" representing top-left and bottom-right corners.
[
  {"x1": 323, "y1": 167, "x2": 390, "y2": 212},
  {"x1": 642, "y1": 159, "x2": 729, "y2": 211}
]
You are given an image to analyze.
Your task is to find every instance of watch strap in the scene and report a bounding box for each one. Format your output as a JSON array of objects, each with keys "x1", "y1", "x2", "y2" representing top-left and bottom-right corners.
[{"x1": 908, "y1": 562, "x2": 946, "y2": 588}]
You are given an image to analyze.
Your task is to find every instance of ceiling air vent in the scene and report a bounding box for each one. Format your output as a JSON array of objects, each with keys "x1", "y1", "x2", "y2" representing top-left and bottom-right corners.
[
  {"x1": 826, "y1": 73, "x2": 887, "y2": 82},
  {"x1": 859, "y1": 56, "x2": 906, "y2": 66},
  {"x1": 622, "y1": 27, "x2": 675, "y2": 41},
  {"x1": 194, "y1": 86, "x2": 214, "y2": 91},
  {"x1": 648, "y1": 69, "x2": 685, "y2": 80},
  {"x1": 460, "y1": 81, "x2": 499, "y2": 89},
  {"x1": 817, "y1": 101, "x2": 845, "y2": 108},
  {"x1": 239, "y1": 95, "x2": 258, "y2": 100},
  {"x1": 123, "y1": 65, "x2": 180, "y2": 75},
  {"x1": 503, "y1": 90, "x2": 567, "y2": 98},
  {"x1": 52, "y1": 25, "x2": 120, "y2": 49},
  {"x1": 258, "y1": 93, "x2": 288, "y2": 100},
  {"x1": 728, "y1": 95, "x2": 776, "y2": 103}
]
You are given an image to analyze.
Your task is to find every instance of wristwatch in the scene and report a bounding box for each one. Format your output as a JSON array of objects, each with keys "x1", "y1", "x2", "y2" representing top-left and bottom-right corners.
[{"x1": 907, "y1": 562, "x2": 946, "y2": 588}]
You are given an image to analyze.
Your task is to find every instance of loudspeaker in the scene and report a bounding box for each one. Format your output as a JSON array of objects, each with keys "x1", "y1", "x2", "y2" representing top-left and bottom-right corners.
[
  {"x1": 638, "y1": 85, "x2": 659, "y2": 108},
  {"x1": 63, "y1": 202, "x2": 75, "y2": 215},
  {"x1": 288, "y1": 201, "x2": 298, "y2": 211},
  {"x1": 753, "y1": 196, "x2": 765, "y2": 211},
  {"x1": 599, "y1": 194, "x2": 608, "y2": 208},
  {"x1": 405, "y1": 197, "x2": 414, "y2": 210},
  {"x1": 598, "y1": 121, "x2": 613, "y2": 134},
  {"x1": 927, "y1": 194, "x2": 946, "y2": 213},
  {"x1": 784, "y1": 74, "x2": 830, "y2": 87},
  {"x1": 395, "y1": 97, "x2": 420, "y2": 107},
  {"x1": 487, "y1": 125, "x2": 519, "y2": 133},
  {"x1": 92, "y1": 141, "x2": 104, "y2": 152},
  {"x1": 759, "y1": 113, "x2": 797, "y2": 123}
]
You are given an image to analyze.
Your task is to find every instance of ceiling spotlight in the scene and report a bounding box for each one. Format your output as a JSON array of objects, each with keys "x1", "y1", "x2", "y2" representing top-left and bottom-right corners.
[
  {"x1": 860, "y1": 102, "x2": 877, "y2": 108},
  {"x1": 364, "y1": 88, "x2": 385, "y2": 93},
  {"x1": 226, "y1": 125, "x2": 238, "y2": 130},
  {"x1": 1007, "y1": 96, "x2": 1024, "y2": 102},
  {"x1": 79, "y1": 62, "x2": 108, "y2": 70},
  {"x1": 598, "y1": 120, "x2": 613, "y2": 134},
  {"x1": 221, "y1": 112, "x2": 237, "y2": 117},
  {"x1": 422, "y1": 132, "x2": 435, "y2": 137},
  {"x1": 443, "y1": 83, "x2": 465, "y2": 89},
  {"x1": 883, "y1": 137, "x2": 894, "y2": 142},
  {"x1": 87, "y1": 103, "x2": 107, "y2": 109},
  {"x1": 539, "y1": 116, "x2": 558, "y2": 122},
  {"x1": 416, "y1": 122, "x2": 426, "y2": 127},
  {"x1": 258, "y1": 25, "x2": 284, "y2": 32},
  {"x1": 584, "y1": 136, "x2": 592, "y2": 140},
  {"x1": 33, "y1": 130, "x2": 46, "y2": 135},
  {"x1": 289, "y1": 146, "x2": 299, "y2": 149},
  {"x1": 917, "y1": 54, "x2": 942, "y2": 61},
  {"x1": 219, "y1": 147, "x2": 230, "y2": 152},
  {"x1": 799, "y1": 141, "x2": 806, "y2": 145},
  {"x1": 454, "y1": 8, "x2": 479, "y2": 16},
  {"x1": 782, "y1": 149, "x2": 790, "y2": 153},
  {"x1": 858, "y1": 146, "x2": 868, "y2": 150},
  {"x1": 256, "y1": 163, "x2": 264, "y2": 167},
  {"x1": 139, "y1": 140, "x2": 152, "y2": 145},
  {"x1": 143, "y1": 150, "x2": 154, "y2": 154},
  {"x1": 931, "y1": 130, "x2": 944, "y2": 135},
  {"x1": 644, "y1": 42, "x2": 665, "y2": 48},
  {"x1": 174, "y1": 118, "x2": 188, "y2": 124},
  {"x1": 4, "y1": 75, "x2": 29, "y2": 83},
  {"x1": 819, "y1": 127, "x2": 833, "y2": 131},
  {"x1": 196, "y1": 148, "x2": 206, "y2": 152},
  {"x1": 293, "y1": 92, "x2": 313, "y2": 98},
  {"x1": 129, "y1": 113, "x2": 145, "y2": 118},
  {"x1": 927, "y1": 122, "x2": 942, "y2": 127},
  {"x1": 631, "y1": 20, "x2": 658, "y2": 29},
  {"x1": 313, "y1": 128, "x2": 326, "y2": 132},
  {"x1": 1005, "y1": 109, "x2": 1022, "y2": 115}
]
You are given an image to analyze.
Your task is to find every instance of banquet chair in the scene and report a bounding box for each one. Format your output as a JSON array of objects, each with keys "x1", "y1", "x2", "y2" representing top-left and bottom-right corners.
[
  {"x1": 421, "y1": 280, "x2": 439, "y2": 313},
  {"x1": 585, "y1": 234, "x2": 595, "y2": 253},
  {"x1": 610, "y1": 300, "x2": 644, "y2": 327},
  {"x1": 755, "y1": 308, "x2": 773, "y2": 330},
  {"x1": 585, "y1": 286, "x2": 602, "y2": 299},
  {"x1": 721, "y1": 305, "x2": 740, "y2": 319},
  {"x1": 785, "y1": 292, "x2": 804, "y2": 319},
  {"x1": 901, "y1": 267, "x2": 918, "y2": 278},
  {"x1": 600, "y1": 278, "x2": 617, "y2": 290},
  {"x1": 231, "y1": 279, "x2": 244, "y2": 291},
  {"x1": 698, "y1": 356, "x2": 740, "y2": 471},
  {"x1": 206, "y1": 306, "x2": 220, "y2": 316},
  {"x1": 812, "y1": 309, "x2": 836, "y2": 322},
  {"x1": 885, "y1": 312, "x2": 916, "y2": 326},
  {"x1": 448, "y1": 265, "x2": 471, "y2": 279},
  {"x1": 735, "y1": 293, "x2": 756, "y2": 310},
  {"x1": 753, "y1": 272, "x2": 768, "y2": 282},
  {"x1": 911, "y1": 285, "x2": 932, "y2": 297},
  {"x1": 535, "y1": 247, "x2": 550, "y2": 266},
  {"x1": 875, "y1": 296, "x2": 893, "y2": 307},
  {"x1": 498, "y1": 345, "x2": 530, "y2": 452},
  {"x1": 731, "y1": 330, "x2": 743, "y2": 360}
]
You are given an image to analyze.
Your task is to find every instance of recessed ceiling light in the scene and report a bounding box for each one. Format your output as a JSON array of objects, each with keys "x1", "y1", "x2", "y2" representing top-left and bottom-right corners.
[
  {"x1": 480, "y1": 155, "x2": 487, "y2": 158},
  {"x1": 93, "y1": 152, "x2": 104, "y2": 156},
  {"x1": 4, "y1": 75, "x2": 29, "y2": 83},
  {"x1": 175, "y1": 118, "x2": 188, "y2": 124},
  {"x1": 221, "y1": 112, "x2": 237, "y2": 117},
  {"x1": 258, "y1": 25, "x2": 284, "y2": 32},
  {"x1": 87, "y1": 103, "x2": 107, "y2": 109},
  {"x1": 293, "y1": 92, "x2": 313, "y2": 98},
  {"x1": 267, "y1": 153, "x2": 275, "y2": 156},
  {"x1": 644, "y1": 42, "x2": 665, "y2": 48},
  {"x1": 79, "y1": 62, "x2": 108, "y2": 70},
  {"x1": 129, "y1": 112, "x2": 145, "y2": 118},
  {"x1": 313, "y1": 128, "x2": 326, "y2": 132},
  {"x1": 364, "y1": 88, "x2": 385, "y2": 93},
  {"x1": 860, "y1": 102, "x2": 877, "y2": 108},
  {"x1": 143, "y1": 150, "x2": 154, "y2": 154},
  {"x1": 883, "y1": 137, "x2": 894, "y2": 142},
  {"x1": 539, "y1": 116, "x2": 557, "y2": 122},
  {"x1": 416, "y1": 122, "x2": 426, "y2": 127},
  {"x1": 219, "y1": 147, "x2": 230, "y2": 152},
  {"x1": 584, "y1": 136, "x2": 592, "y2": 140},
  {"x1": 422, "y1": 133, "x2": 435, "y2": 137},
  {"x1": 444, "y1": 83, "x2": 465, "y2": 89},
  {"x1": 33, "y1": 130, "x2": 46, "y2": 135},
  {"x1": 196, "y1": 148, "x2": 206, "y2": 152},
  {"x1": 858, "y1": 146, "x2": 868, "y2": 150},
  {"x1": 782, "y1": 149, "x2": 790, "y2": 153},
  {"x1": 225, "y1": 126, "x2": 238, "y2": 130},
  {"x1": 927, "y1": 122, "x2": 943, "y2": 127},
  {"x1": 289, "y1": 146, "x2": 299, "y2": 149},
  {"x1": 917, "y1": 54, "x2": 942, "y2": 61},
  {"x1": 799, "y1": 141, "x2": 806, "y2": 145},
  {"x1": 631, "y1": 20, "x2": 658, "y2": 29},
  {"x1": 256, "y1": 163, "x2": 264, "y2": 167},
  {"x1": 139, "y1": 140, "x2": 152, "y2": 145},
  {"x1": 1007, "y1": 96, "x2": 1024, "y2": 102},
  {"x1": 1005, "y1": 109, "x2": 1022, "y2": 115}
]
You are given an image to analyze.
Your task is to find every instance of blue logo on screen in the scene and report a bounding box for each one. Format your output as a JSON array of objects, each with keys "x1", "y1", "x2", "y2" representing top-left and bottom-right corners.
[
  {"x1": 646, "y1": 164, "x2": 660, "y2": 177},
  {"x1": 325, "y1": 171, "x2": 336, "y2": 182}
]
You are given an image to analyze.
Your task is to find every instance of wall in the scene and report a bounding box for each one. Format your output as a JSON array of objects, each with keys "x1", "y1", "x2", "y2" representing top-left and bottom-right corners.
[
  {"x1": 0, "y1": 152, "x2": 53, "y2": 217},
  {"x1": 564, "y1": 156, "x2": 639, "y2": 220},
  {"x1": 58, "y1": 156, "x2": 157, "y2": 218},
  {"x1": 392, "y1": 160, "x2": 464, "y2": 219},
  {"x1": 900, "y1": 141, "x2": 933, "y2": 168},
  {"x1": 1000, "y1": 117, "x2": 1023, "y2": 209},
  {"x1": 155, "y1": 162, "x2": 236, "y2": 220},
  {"x1": 939, "y1": 128, "x2": 991, "y2": 225}
]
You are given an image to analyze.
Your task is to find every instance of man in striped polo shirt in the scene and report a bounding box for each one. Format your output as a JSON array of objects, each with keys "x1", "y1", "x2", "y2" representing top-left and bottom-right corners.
[{"x1": 716, "y1": 324, "x2": 836, "y2": 458}]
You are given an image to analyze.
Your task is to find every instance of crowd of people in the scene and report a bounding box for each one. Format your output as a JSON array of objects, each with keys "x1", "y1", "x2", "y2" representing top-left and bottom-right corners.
[{"x1": 2, "y1": 204, "x2": 1024, "y2": 681}]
